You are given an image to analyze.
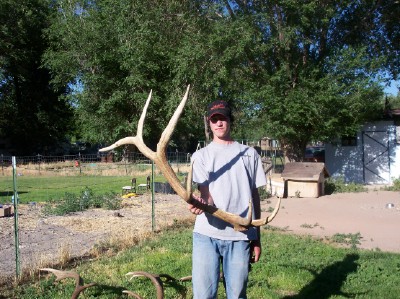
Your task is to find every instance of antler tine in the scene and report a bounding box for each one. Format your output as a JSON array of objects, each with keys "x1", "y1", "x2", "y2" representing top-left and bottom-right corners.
[
  {"x1": 251, "y1": 197, "x2": 281, "y2": 226},
  {"x1": 99, "y1": 90, "x2": 156, "y2": 161},
  {"x1": 40, "y1": 268, "x2": 96, "y2": 299},
  {"x1": 126, "y1": 271, "x2": 164, "y2": 299},
  {"x1": 158, "y1": 85, "x2": 190, "y2": 153},
  {"x1": 137, "y1": 90, "x2": 153, "y2": 141}
]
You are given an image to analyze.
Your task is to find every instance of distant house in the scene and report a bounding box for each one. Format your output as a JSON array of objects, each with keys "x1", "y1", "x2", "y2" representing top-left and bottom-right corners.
[{"x1": 325, "y1": 120, "x2": 400, "y2": 185}]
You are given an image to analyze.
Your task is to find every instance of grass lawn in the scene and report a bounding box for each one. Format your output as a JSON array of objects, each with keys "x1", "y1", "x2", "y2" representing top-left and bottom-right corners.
[
  {"x1": 0, "y1": 175, "x2": 167, "y2": 204},
  {"x1": 6, "y1": 226, "x2": 400, "y2": 299}
]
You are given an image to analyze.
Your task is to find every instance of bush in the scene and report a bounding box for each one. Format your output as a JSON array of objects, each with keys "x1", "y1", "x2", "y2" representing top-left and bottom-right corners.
[
  {"x1": 43, "y1": 187, "x2": 120, "y2": 216},
  {"x1": 383, "y1": 177, "x2": 400, "y2": 191},
  {"x1": 325, "y1": 177, "x2": 367, "y2": 194}
]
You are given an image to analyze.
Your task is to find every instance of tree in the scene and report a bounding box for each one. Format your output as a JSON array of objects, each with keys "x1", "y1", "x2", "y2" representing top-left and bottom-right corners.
[
  {"x1": 43, "y1": 0, "x2": 400, "y2": 159},
  {"x1": 207, "y1": 0, "x2": 399, "y2": 161},
  {"x1": 0, "y1": 0, "x2": 74, "y2": 155},
  {"x1": 44, "y1": 0, "x2": 211, "y2": 152}
]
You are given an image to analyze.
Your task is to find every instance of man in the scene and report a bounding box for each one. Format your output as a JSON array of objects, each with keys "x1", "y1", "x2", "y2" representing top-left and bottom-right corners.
[{"x1": 188, "y1": 100, "x2": 266, "y2": 299}]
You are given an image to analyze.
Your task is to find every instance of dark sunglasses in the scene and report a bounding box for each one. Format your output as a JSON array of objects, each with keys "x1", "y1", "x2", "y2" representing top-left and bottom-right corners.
[{"x1": 210, "y1": 115, "x2": 228, "y2": 123}]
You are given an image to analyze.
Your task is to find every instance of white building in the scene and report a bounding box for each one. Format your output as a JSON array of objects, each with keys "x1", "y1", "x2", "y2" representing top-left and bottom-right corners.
[{"x1": 325, "y1": 120, "x2": 400, "y2": 185}]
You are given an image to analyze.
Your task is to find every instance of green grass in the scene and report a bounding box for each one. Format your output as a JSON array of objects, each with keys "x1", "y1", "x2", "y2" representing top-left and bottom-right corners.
[
  {"x1": 0, "y1": 175, "x2": 166, "y2": 204},
  {"x1": 6, "y1": 227, "x2": 400, "y2": 299},
  {"x1": 324, "y1": 177, "x2": 367, "y2": 194},
  {"x1": 383, "y1": 177, "x2": 400, "y2": 191}
]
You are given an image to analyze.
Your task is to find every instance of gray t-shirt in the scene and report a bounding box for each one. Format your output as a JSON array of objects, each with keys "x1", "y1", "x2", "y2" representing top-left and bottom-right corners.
[{"x1": 191, "y1": 141, "x2": 266, "y2": 240}]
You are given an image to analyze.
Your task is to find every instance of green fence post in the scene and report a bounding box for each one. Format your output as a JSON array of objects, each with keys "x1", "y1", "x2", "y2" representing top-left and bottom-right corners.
[
  {"x1": 79, "y1": 152, "x2": 82, "y2": 174},
  {"x1": 151, "y1": 161, "x2": 155, "y2": 232},
  {"x1": 37, "y1": 154, "x2": 41, "y2": 175},
  {"x1": 12, "y1": 156, "x2": 20, "y2": 278}
]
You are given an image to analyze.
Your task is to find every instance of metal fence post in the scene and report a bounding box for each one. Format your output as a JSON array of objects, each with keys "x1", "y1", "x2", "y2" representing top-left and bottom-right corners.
[
  {"x1": 151, "y1": 161, "x2": 155, "y2": 232},
  {"x1": 78, "y1": 152, "x2": 82, "y2": 174},
  {"x1": 37, "y1": 154, "x2": 41, "y2": 174},
  {"x1": 12, "y1": 156, "x2": 20, "y2": 278}
]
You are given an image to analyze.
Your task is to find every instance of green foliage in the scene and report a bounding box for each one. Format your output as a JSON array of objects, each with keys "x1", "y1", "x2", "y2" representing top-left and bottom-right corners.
[
  {"x1": 331, "y1": 233, "x2": 363, "y2": 249},
  {"x1": 325, "y1": 177, "x2": 367, "y2": 194},
  {"x1": 43, "y1": 0, "x2": 205, "y2": 151},
  {"x1": 8, "y1": 228, "x2": 400, "y2": 298},
  {"x1": 40, "y1": 0, "x2": 400, "y2": 157},
  {"x1": 258, "y1": 186, "x2": 272, "y2": 200},
  {"x1": 383, "y1": 177, "x2": 400, "y2": 191},
  {"x1": 0, "y1": 0, "x2": 75, "y2": 155},
  {"x1": 42, "y1": 187, "x2": 120, "y2": 215}
]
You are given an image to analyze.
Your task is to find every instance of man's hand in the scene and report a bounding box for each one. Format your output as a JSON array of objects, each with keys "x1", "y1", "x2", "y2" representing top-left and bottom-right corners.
[
  {"x1": 187, "y1": 193, "x2": 207, "y2": 215},
  {"x1": 250, "y1": 240, "x2": 262, "y2": 263}
]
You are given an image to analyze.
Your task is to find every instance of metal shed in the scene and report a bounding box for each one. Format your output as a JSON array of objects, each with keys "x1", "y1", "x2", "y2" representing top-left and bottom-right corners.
[{"x1": 325, "y1": 121, "x2": 400, "y2": 185}]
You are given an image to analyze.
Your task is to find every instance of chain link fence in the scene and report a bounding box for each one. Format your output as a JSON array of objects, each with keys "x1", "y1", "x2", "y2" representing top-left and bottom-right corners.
[
  {"x1": 0, "y1": 152, "x2": 192, "y2": 203},
  {"x1": 0, "y1": 147, "x2": 285, "y2": 281},
  {"x1": 0, "y1": 151, "x2": 193, "y2": 281}
]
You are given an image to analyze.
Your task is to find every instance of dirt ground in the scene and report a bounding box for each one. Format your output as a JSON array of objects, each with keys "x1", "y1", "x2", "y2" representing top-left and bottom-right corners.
[
  {"x1": 1, "y1": 189, "x2": 399, "y2": 280},
  {"x1": 265, "y1": 189, "x2": 400, "y2": 252}
]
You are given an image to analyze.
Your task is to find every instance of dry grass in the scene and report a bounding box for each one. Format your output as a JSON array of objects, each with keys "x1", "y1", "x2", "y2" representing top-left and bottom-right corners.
[
  {"x1": 0, "y1": 193, "x2": 194, "y2": 289},
  {"x1": 2, "y1": 161, "x2": 192, "y2": 177}
]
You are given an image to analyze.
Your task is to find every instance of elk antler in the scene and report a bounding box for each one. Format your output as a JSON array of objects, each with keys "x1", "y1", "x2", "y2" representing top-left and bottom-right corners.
[
  {"x1": 125, "y1": 271, "x2": 164, "y2": 299},
  {"x1": 124, "y1": 271, "x2": 203, "y2": 299},
  {"x1": 99, "y1": 85, "x2": 280, "y2": 231},
  {"x1": 40, "y1": 268, "x2": 96, "y2": 299}
]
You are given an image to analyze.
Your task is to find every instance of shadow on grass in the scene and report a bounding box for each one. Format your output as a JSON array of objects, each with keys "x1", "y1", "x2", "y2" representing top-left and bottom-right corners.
[
  {"x1": 87, "y1": 284, "x2": 127, "y2": 297},
  {"x1": 282, "y1": 253, "x2": 362, "y2": 299}
]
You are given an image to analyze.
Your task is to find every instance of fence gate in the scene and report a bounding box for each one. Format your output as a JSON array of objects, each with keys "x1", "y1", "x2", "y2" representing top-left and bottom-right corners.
[{"x1": 362, "y1": 130, "x2": 391, "y2": 184}]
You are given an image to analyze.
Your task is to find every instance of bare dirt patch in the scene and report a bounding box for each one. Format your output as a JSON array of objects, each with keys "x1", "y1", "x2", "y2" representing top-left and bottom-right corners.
[
  {"x1": 0, "y1": 193, "x2": 194, "y2": 280},
  {"x1": 1, "y1": 190, "x2": 399, "y2": 281},
  {"x1": 265, "y1": 190, "x2": 400, "y2": 252}
]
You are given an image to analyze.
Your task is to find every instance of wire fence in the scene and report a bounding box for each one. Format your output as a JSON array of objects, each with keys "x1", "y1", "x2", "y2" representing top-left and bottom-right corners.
[
  {"x1": 0, "y1": 149, "x2": 284, "y2": 281},
  {"x1": 0, "y1": 152, "x2": 191, "y2": 174},
  {"x1": 0, "y1": 152, "x2": 193, "y2": 281},
  {"x1": 0, "y1": 152, "x2": 192, "y2": 204}
]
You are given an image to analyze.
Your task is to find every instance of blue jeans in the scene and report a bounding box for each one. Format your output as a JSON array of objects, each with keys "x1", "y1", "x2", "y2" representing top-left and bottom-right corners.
[{"x1": 192, "y1": 232, "x2": 250, "y2": 299}]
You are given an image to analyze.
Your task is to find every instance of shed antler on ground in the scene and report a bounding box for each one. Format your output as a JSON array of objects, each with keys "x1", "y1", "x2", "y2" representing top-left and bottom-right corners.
[
  {"x1": 99, "y1": 85, "x2": 280, "y2": 231},
  {"x1": 40, "y1": 268, "x2": 96, "y2": 299}
]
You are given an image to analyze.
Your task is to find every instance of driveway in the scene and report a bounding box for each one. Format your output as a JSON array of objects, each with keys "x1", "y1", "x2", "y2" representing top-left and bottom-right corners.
[{"x1": 262, "y1": 190, "x2": 400, "y2": 252}]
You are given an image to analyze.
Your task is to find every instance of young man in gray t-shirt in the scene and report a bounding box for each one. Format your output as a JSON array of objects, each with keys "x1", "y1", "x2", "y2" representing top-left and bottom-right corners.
[{"x1": 188, "y1": 100, "x2": 266, "y2": 299}]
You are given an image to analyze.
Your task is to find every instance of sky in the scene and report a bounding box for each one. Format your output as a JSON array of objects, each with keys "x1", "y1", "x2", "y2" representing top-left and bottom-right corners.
[{"x1": 383, "y1": 80, "x2": 399, "y2": 96}]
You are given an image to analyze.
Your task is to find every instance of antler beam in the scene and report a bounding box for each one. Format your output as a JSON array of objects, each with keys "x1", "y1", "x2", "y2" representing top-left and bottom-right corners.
[
  {"x1": 99, "y1": 85, "x2": 280, "y2": 231},
  {"x1": 40, "y1": 268, "x2": 96, "y2": 299}
]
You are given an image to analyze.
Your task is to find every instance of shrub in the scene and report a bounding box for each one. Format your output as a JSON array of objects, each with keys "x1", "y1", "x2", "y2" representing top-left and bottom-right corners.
[
  {"x1": 325, "y1": 177, "x2": 367, "y2": 194},
  {"x1": 43, "y1": 187, "x2": 120, "y2": 216},
  {"x1": 383, "y1": 177, "x2": 400, "y2": 191}
]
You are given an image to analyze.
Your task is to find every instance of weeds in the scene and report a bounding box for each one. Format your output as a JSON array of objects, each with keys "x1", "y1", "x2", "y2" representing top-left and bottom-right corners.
[
  {"x1": 258, "y1": 187, "x2": 272, "y2": 200},
  {"x1": 330, "y1": 232, "x2": 363, "y2": 249},
  {"x1": 42, "y1": 187, "x2": 121, "y2": 216},
  {"x1": 325, "y1": 177, "x2": 367, "y2": 194},
  {"x1": 300, "y1": 222, "x2": 319, "y2": 229},
  {"x1": 383, "y1": 177, "x2": 400, "y2": 191}
]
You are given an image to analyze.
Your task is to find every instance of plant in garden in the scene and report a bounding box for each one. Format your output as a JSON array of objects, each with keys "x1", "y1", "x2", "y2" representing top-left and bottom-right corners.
[
  {"x1": 42, "y1": 187, "x2": 120, "y2": 216},
  {"x1": 325, "y1": 177, "x2": 367, "y2": 194}
]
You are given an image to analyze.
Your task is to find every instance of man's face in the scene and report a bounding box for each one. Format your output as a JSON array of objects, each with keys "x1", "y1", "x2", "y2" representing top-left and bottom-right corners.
[{"x1": 209, "y1": 114, "x2": 231, "y2": 140}]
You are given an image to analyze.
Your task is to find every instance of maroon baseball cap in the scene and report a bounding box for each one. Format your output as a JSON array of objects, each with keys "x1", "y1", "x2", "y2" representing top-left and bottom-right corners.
[{"x1": 207, "y1": 100, "x2": 232, "y2": 120}]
